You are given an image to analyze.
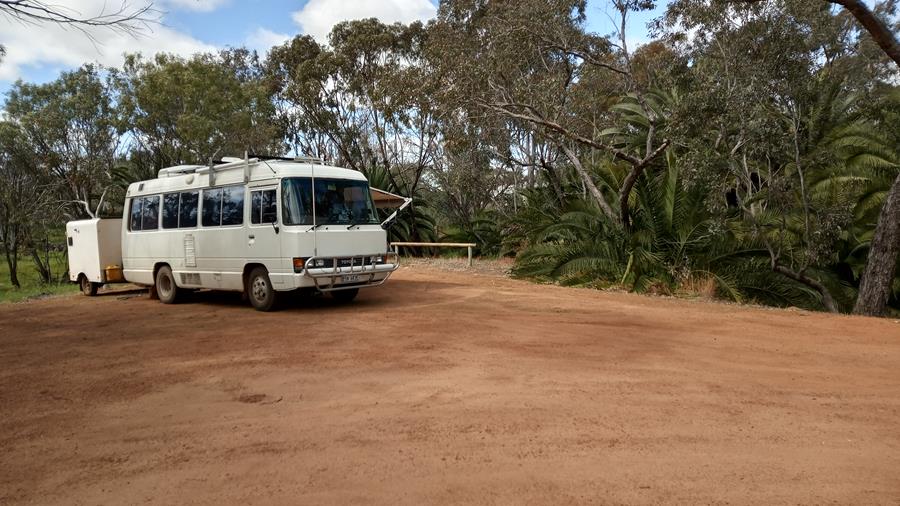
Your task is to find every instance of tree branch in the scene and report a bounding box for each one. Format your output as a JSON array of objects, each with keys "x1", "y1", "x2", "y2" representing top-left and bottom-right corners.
[{"x1": 829, "y1": 0, "x2": 900, "y2": 67}]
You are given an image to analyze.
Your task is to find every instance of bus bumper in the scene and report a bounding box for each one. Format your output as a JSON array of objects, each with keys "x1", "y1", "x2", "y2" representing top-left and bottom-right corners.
[{"x1": 300, "y1": 252, "x2": 400, "y2": 292}]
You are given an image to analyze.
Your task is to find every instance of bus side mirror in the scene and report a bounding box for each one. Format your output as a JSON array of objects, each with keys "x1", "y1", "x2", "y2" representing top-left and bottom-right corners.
[{"x1": 271, "y1": 220, "x2": 280, "y2": 234}]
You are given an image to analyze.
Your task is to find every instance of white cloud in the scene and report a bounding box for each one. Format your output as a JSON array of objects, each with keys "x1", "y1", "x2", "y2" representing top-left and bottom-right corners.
[
  {"x1": 0, "y1": 0, "x2": 215, "y2": 81},
  {"x1": 161, "y1": 0, "x2": 230, "y2": 12},
  {"x1": 245, "y1": 27, "x2": 292, "y2": 54},
  {"x1": 292, "y1": 0, "x2": 436, "y2": 43}
]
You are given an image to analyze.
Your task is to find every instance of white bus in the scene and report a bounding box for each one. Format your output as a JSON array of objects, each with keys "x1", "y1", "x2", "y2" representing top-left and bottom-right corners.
[{"x1": 87, "y1": 156, "x2": 406, "y2": 311}]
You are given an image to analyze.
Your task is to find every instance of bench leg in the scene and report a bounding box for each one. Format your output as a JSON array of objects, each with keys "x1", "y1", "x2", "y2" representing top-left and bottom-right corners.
[{"x1": 468, "y1": 246, "x2": 473, "y2": 267}]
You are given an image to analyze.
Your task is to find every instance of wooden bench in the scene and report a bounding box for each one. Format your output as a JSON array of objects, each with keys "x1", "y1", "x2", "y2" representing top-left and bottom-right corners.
[{"x1": 390, "y1": 242, "x2": 478, "y2": 267}]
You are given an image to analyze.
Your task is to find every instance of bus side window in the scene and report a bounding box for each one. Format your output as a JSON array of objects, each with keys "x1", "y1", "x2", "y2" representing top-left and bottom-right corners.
[
  {"x1": 129, "y1": 197, "x2": 142, "y2": 231},
  {"x1": 179, "y1": 191, "x2": 198, "y2": 228},
  {"x1": 221, "y1": 186, "x2": 244, "y2": 226},
  {"x1": 251, "y1": 189, "x2": 277, "y2": 224},
  {"x1": 162, "y1": 194, "x2": 179, "y2": 229},
  {"x1": 262, "y1": 190, "x2": 277, "y2": 223},
  {"x1": 202, "y1": 188, "x2": 223, "y2": 227},
  {"x1": 142, "y1": 195, "x2": 160, "y2": 230},
  {"x1": 251, "y1": 191, "x2": 261, "y2": 224}
]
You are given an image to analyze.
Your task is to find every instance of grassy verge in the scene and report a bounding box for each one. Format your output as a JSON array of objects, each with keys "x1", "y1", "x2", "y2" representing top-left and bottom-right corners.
[{"x1": 0, "y1": 253, "x2": 78, "y2": 303}]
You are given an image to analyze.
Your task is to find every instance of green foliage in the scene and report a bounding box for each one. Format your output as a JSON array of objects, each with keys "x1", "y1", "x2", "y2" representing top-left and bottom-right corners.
[
  {"x1": 0, "y1": 250, "x2": 76, "y2": 303},
  {"x1": 511, "y1": 154, "x2": 844, "y2": 310},
  {"x1": 116, "y1": 49, "x2": 283, "y2": 171},
  {"x1": 440, "y1": 210, "x2": 504, "y2": 256},
  {"x1": 364, "y1": 165, "x2": 437, "y2": 244}
]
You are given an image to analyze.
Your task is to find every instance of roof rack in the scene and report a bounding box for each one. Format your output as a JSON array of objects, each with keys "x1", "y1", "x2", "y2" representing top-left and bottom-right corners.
[{"x1": 249, "y1": 154, "x2": 325, "y2": 164}]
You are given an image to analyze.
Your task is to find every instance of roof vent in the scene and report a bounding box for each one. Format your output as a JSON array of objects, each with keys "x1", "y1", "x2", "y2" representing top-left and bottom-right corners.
[
  {"x1": 158, "y1": 165, "x2": 204, "y2": 178},
  {"x1": 293, "y1": 156, "x2": 324, "y2": 164}
]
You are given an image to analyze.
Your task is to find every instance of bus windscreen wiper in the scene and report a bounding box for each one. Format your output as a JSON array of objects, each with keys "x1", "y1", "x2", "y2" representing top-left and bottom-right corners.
[{"x1": 307, "y1": 222, "x2": 326, "y2": 232}]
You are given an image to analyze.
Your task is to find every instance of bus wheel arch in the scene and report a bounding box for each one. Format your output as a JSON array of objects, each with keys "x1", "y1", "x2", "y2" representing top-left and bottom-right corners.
[
  {"x1": 154, "y1": 263, "x2": 180, "y2": 304},
  {"x1": 78, "y1": 273, "x2": 99, "y2": 297},
  {"x1": 242, "y1": 263, "x2": 266, "y2": 293}
]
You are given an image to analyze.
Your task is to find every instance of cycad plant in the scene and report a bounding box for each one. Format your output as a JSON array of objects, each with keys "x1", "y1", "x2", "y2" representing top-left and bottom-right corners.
[
  {"x1": 512, "y1": 150, "x2": 832, "y2": 308},
  {"x1": 363, "y1": 165, "x2": 437, "y2": 244},
  {"x1": 809, "y1": 90, "x2": 900, "y2": 308}
]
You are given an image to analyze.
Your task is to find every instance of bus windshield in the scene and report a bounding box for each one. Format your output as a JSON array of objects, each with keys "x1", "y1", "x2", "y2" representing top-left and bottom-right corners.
[
  {"x1": 281, "y1": 177, "x2": 379, "y2": 227},
  {"x1": 314, "y1": 178, "x2": 379, "y2": 226}
]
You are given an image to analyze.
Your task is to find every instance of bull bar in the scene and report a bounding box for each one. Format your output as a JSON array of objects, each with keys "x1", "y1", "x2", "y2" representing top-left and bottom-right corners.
[{"x1": 302, "y1": 252, "x2": 400, "y2": 292}]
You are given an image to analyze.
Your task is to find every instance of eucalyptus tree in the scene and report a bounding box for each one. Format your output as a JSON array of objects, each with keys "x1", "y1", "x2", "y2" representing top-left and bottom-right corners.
[
  {"x1": 4, "y1": 64, "x2": 120, "y2": 218},
  {"x1": 831, "y1": 0, "x2": 900, "y2": 316},
  {"x1": 430, "y1": 0, "x2": 673, "y2": 228},
  {"x1": 655, "y1": 0, "x2": 895, "y2": 311},
  {"x1": 0, "y1": 122, "x2": 57, "y2": 287},
  {"x1": 266, "y1": 20, "x2": 440, "y2": 193},
  {"x1": 664, "y1": 0, "x2": 899, "y2": 314},
  {"x1": 266, "y1": 19, "x2": 443, "y2": 240},
  {"x1": 115, "y1": 49, "x2": 282, "y2": 174}
]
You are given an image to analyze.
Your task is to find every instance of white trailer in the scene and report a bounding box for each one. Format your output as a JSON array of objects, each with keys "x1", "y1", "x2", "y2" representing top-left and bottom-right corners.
[
  {"x1": 66, "y1": 218, "x2": 125, "y2": 296},
  {"x1": 66, "y1": 156, "x2": 411, "y2": 310}
]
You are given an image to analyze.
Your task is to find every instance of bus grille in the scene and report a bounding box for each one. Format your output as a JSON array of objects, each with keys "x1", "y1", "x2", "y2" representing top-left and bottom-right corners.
[{"x1": 308, "y1": 255, "x2": 386, "y2": 270}]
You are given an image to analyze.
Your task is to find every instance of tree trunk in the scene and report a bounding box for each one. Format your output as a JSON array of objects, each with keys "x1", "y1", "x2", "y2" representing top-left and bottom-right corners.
[
  {"x1": 619, "y1": 163, "x2": 648, "y2": 231},
  {"x1": 541, "y1": 162, "x2": 567, "y2": 207},
  {"x1": 853, "y1": 171, "x2": 900, "y2": 316},
  {"x1": 31, "y1": 247, "x2": 51, "y2": 284},
  {"x1": 829, "y1": 0, "x2": 900, "y2": 66},
  {"x1": 558, "y1": 144, "x2": 617, "y2": 221},
  {"x1": 2, "y1": 219, "x2": 21, "y2": 288},
  {"x1": 4, "y1": 242, "x2": 19, "y2": 288},
  {"x1": 772, "y1": 263, "x2": 839, "y2": 313},
  {"x1": 834, "y1": 0, "x2": 900, "y2": 316}
]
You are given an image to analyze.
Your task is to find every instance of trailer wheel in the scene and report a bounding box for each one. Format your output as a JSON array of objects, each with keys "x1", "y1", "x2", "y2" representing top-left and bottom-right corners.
[
  {"x1": 155, "y1": 266, "x2": 180, "y2": 304},
  {"x1": 79, "y1": 275, "x2": 99, "y2": 297},
  {"x1": 247, "y1": 267, "x2": 277, "y2": 311},
  {"x1": 331, "y1": 288, "x2": 359, "y2": 303}
]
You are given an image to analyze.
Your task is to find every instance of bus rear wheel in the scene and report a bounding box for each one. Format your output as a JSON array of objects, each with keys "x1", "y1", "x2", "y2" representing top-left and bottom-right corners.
[
  {"x1": 248, "y1": 267, "x2": 278, "y2": 311},
  {"x1": 155, "y1": 266, "x2": 180, "y2": 304},
  {"x1": 79, "y1": 275, "x2": 99, "y2": 297}
]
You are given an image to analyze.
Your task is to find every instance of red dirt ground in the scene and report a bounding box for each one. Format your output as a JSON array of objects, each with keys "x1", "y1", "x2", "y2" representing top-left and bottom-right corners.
[{"x1": 1, "y1": 263, "x2": 899, "y2": 505}]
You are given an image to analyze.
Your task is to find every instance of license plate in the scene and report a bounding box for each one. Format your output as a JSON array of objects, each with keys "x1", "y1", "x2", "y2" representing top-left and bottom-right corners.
[{"x1": 340, "y1": 274, "x2": 361, "y2": 283}]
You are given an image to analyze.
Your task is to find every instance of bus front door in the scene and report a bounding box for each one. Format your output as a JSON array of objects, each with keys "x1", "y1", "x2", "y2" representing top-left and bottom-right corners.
[{"x1": 246, "y1": 186, "x2": 283, "y2": 284}]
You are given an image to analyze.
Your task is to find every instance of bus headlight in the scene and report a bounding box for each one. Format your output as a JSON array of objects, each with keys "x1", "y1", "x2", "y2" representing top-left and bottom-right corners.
[
  {"x1": 371, "y1": 255, "x2": 384, "y2": 264},
  {"x1": 313, "y1": 259, "x2": 327, "y2": 267}
]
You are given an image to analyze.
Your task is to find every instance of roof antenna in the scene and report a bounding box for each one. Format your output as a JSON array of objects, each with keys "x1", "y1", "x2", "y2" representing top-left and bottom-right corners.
[
  {"x1": 208, "y1": 147, "x2": 222, "y2": 186},
  {"x1": 244, "y1": 150, "x2": 250, "y2": 183}
]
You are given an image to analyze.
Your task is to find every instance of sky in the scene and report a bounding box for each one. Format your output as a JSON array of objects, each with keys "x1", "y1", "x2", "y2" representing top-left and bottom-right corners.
[{"x1": 0, "y1": 0, "x2": 667, "y2": 100}]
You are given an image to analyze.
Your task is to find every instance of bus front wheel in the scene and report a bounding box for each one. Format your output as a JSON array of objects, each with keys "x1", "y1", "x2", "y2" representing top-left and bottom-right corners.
[
  {"x1": 155, "y1": 266, "x2": 180, "y2": 304},
  {"x1": 248, "y1": 267, "x2": 278, "y2": 311}
]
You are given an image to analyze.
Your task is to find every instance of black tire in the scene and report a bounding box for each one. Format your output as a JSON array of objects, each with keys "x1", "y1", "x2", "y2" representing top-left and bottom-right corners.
[
  {"x1": 79, "y1": 275, "x2": 99, "y2": 297},
  {"x1": 331, "y1": 288, "x2": 359, "y2": 303},
  {"x1": 247, "y1": 267, "x2": 278, "y2": 311},
  {"x1": 155, "y1": 265, "x2": 180, "y2": 304}
]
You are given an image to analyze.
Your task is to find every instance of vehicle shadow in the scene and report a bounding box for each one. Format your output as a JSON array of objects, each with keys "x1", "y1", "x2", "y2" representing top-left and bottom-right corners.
[
  {"x1": 165, "y1": 278, "x2": 471, "y2": 312},
  {"x1": 95, "y1": 286, "x2": 147, "y2": 298}
]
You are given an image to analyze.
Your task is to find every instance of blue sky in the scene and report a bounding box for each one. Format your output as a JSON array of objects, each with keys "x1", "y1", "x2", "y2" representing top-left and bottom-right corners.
[{"x1": 0, "y1": 0, "x2": 667, "y2": 100}]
